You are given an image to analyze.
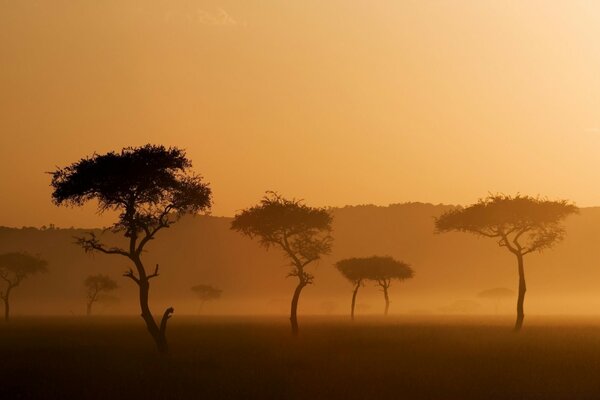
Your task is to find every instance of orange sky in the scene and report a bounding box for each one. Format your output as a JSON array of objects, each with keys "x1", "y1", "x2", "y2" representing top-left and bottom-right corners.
[{"x1": 1, "y1": 1, "x2": 600, "y2": 227}]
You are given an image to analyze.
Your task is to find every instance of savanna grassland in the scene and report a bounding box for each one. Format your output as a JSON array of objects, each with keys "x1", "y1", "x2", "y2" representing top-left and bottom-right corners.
[{"x1": 2, "y1": 316, "x2": 600, "y2": 400}]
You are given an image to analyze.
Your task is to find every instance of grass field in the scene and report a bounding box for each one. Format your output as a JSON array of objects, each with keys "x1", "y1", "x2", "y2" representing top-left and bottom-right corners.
[{"x1": 2, "y1": 315, "x2": 600, "y2": 399}]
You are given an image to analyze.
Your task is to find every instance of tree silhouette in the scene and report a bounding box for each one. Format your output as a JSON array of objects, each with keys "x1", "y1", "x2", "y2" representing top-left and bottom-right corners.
[
  {"x1": 365, "y1": 256, "x2": 414, "y2": 316},
  {"x1": 231, "y1": 192, "x2": 333, "y2": 335},
  {"x1": 191, "y1": 284, "x2": 222, "y2": 312},
  {"x1": 85, "y1": 274, "x2": 118, "y2": 316},
  {"x1": 435, "y1": 194, "x2": 577, "y2": 330},
  {"x1": 50, "y1": 144, "x2": 212, "y2": 352},
  {"x1": 0, "y1": 252, "x2": 47, "y2": 321},
  {"x1": 477, "y1": 287, "x2": 514, "y2": 315},
  {"x1": 335, "y1": 257, "x2": 372, "y2": 320}
]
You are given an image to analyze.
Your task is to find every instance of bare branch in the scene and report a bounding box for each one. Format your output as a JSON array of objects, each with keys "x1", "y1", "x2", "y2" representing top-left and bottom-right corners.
[
  {"x1": 123, "y1": 268, "x2": 140, "y2": 284},
  {"x1": 147, "y1": 264, "x2": 160, "y2": 280},
  {"x1": 76, "y1": 233, "x2": 130, "y2": 258}
]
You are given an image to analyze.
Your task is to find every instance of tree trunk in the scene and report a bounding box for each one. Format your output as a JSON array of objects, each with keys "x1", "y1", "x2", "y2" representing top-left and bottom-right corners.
[
  {"x1": 514, "y1": 253, "x2": 526, "y2": 331},
  {"x1": 383, "y1": 286, "x2": 390, "y2": 316},
  {"x1": 350, "y1": 281, "x2": 361, "y2": 321},
  {"x1": 137, "y1": 278, "x2": 172, "y2": 352},
  {"x1": 290, "y1": 280, "x2": 306, "y2": 336},
  {"x1": 86, "y1": 301, "x2": 92, "y2": 316},
  {"x1": 3, "y1": 296, "x2": 8, "y2": 322}
]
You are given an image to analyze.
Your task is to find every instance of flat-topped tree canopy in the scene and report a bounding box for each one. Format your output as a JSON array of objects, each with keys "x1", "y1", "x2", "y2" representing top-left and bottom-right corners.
[
  {"x1": 435, "y1": 194, "x2": 577, "y2": 331},
  {"x1": 231, "y1": 191, "x2": 333, "y2": 263},
  {"x1": 231, "y1": 192, "x2": 333, "y2": 335},
  {"x1": 336, "y1": 256, "x2": 413, "y2": 282},
  {"x1": 0, "y1": 252, "x2": 47, "y2": 321},
  {"x1": 0, "y1": 252, "x2": 47, "y2": 281},
  {"x1": 191, "y1": 284, "x2": 223, "y2": 301},
  {"x1": 435, "y1": 194, "x2": 578, "y2": 254},
  {"x1": 50, "y1": 144, "x2": 212, "y2": 236},
  {"x1": 336, "y1": 258, "x2": 371, "y2": 284},
  {"x1": 358, "y1": 256, "x2": 414, "y2": 282}
]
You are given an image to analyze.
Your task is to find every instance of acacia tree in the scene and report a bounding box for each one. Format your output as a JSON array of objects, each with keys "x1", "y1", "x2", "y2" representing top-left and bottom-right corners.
[
  {"x1": 335, "y1": 258, "x2": 371, "y2": 320},
  {"x1": 85, "y1": 274, "x2": 118, "y2": 316},
  {"x1": 477, "y1": 287, "x2": 514, "y2": 315},
  {"x1": 231, "y1": 192, "x2": 333, "y2": 335},
  {"x1": 435, "y1": 194, "x2": 577, "y2": 330},
  {"x1": 191, "y1": 284, "x2": 222, "y2": 312},
  {"x1": 0, "y1": 252, "x2": 47, "y2": 321},
  {"x1": 366, "y1": 256, "x2": 414, "y2": 316},
  {"x1": 50, "y1": 144, "x2": 212, "y2": 352}
]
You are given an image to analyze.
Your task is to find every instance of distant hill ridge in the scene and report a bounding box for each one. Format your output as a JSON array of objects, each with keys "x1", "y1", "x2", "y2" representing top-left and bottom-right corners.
[{"x1": 1, "y1": 203, "x2": 599, "y2": 316}]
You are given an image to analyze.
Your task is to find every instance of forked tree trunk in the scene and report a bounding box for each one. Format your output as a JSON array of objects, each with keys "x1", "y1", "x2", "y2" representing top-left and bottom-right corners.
[
  {"x1": 514, "y1": 253, "x2": 526, "y2": 331},
  {"x1": 383, "y1": 285, "x2": 390, "y2": 316},
  {"x1": 290, "y1": 280, "x2": 306, "y2": 336},
  {"x1": 137, "y1": 278, "x2": 172, "y2": 353},
  {"x1": 131, "y1": 257, "x2": 173, "y2": 353},
  {"x1": 350, "y1": 281, "x2": 361, "y2": 320}
]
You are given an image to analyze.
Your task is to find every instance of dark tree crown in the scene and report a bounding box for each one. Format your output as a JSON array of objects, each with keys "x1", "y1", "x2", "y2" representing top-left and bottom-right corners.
[
  {"x1": 336, "y1": 256, "x2": 414, "y2": 282},
  {"x1": 85, "y1": 274, "x2": 118, "y2": 292},
  {"x1": 50, "y1": 144, "x2": 212, "y2": 237},
  {"x1": 191, "y1": 284, "x2": 222, "y2": 301},
  {"x1": 435, "y1": 194, "x2": 578, "y2": 255},
  {"x1": 231, "y1": 192, "x2": 333, "y2": 272},
  {"x1": 0, "y1": 252, "x2": 47, "y2": 285}
]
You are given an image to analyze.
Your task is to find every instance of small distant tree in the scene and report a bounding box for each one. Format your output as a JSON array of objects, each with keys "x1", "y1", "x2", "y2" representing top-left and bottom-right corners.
[
  {"x1": 365, "y1": 256, "x2": 414, "y2": 316},
  {"x1": 435, "y1": 194, "x2": 577, "y2": 330},
  {"x1": 231, "y1": 192, "x2": 333, "y2": 335},
  {"x1": 191, "y1": 284, "x2": 222, "y2": 312},
  {"x1": 478, "y1": 288, "x2": 514, "y2": 314},
  {"x1": 0, "y1": 252, "x2": 47, "y2": 321},
  {"x1": 85, "y1": 274, "x2": 118, "y2": 316},
  {"x1": 50, "y1": 144, "x2": 212, "y2": 352},
  {"x1": 335, "y1": 257, "x2": 372, "y2": 320}
]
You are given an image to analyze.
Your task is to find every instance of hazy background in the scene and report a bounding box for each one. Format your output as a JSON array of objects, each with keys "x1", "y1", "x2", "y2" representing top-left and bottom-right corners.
[
  {"x1": 2, "y1": 1, "x2": 600, "y2": 228},
  {"x1": 0, "y1": 203, "x2": 597, "y2": 317}
]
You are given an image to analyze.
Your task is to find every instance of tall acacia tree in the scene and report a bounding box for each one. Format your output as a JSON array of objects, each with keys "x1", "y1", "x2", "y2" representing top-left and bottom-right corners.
[
  {"x1": 366, "y1": 256, "x2": 414, "y2": 316},
  {"x1": 435, "y1": 194, "x2": 577, "y2": 331},
  {"x1": 85, "y1": 274, "x2": 118, "y2": 316},
  {"x1": 0, "y1": 252, "x2": 47, "y2": 321},
  {"x1": 335, "y1": 258, "x2": 370, "y2": 320},
  {"x1": 50, "y1": 144, "x2": 212, "y2": 352},
  {"x1": 231, "y1": 192, "x2": 333, "y2": 335}
]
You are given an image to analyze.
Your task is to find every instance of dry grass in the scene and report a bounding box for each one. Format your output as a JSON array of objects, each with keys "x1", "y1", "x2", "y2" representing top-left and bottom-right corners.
[{"x1": 2, "y1": 315, "x2": 600, "y2": 399}]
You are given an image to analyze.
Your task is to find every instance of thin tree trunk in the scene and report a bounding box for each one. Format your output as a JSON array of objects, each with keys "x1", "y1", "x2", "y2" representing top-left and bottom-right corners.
[
  {"x1": 290, "y1": 280, "x2": 306, "y2": 336},
  {"x1": 86, "y1": 301, "x2": 92, "y2": 316},
  {"x1": 383, "y1": 285, "x2": 390, "y2": 316},
  {"x1": 514, "y1": 253, "x2": 526, "y2": 331},
  {"x1": 3, "y1": 296, "x2": 8, "y2": 322},
  {"x1": 350, "y1": 281, "x2": 361, "y2": 320}
]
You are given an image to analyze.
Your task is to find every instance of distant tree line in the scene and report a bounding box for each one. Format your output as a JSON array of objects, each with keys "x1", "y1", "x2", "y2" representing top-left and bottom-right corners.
[{"x1": 0, "y1": 144, "x2": 578, "y2": 353}]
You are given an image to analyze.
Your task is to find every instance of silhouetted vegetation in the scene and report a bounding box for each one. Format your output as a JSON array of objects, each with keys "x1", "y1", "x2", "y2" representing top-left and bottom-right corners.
[
  {"x1": 84, "y1": 274, "x2": 118, "y2": 316},
  {"x1": 335, "y1": 258, "x2": 371, "y2": 320},
  {"x1": 435, "y1": 194, "x2": 577, "y2": 330},
  {"x1": 0, "y1": 252, "x2": 47, "y2": 321},
  {"x1": 231, "y1": 192, "x2": 333, "y2": 335},
  {"x1": 50, "y1": 144, "x2": 212, "y2": 352},
  {"x1": 191, "y1": 284, "x2": 222, "y2": 312},
  {"x1": 366, "y1": 256, "x2": 414, "y2": 315}
]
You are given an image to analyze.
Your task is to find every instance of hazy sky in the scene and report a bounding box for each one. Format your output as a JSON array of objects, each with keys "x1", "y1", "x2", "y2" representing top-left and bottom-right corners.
[{"x1": 1, "y1": 1, "x2": 600, "y2": 227}]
